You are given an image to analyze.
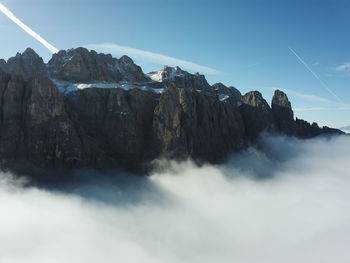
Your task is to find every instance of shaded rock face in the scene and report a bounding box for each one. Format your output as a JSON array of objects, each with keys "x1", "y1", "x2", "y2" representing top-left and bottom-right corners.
[
  {"x1": 0, "y1": 71, "x2": 103, "y2": 170},
  {"x1": 295, "y1": 118, "x2": 344, "y2": 138},
  {"x1": 271, "y1": 90, "x2": 295, "y2": 135},
  {"x1": 0, "y1": 47, "x2": 344, "y2": 175},
  {"x1": 65, "y1": 88, "x2": 159, "y2": 168},
  {"x1": 212, "y1": 83, "x2": 242, "y2": 105},
  {"x1": 1, "y1": 48, "x2": 45, "y2": 79},
  {"x1": 48, "y1": 47, "x2": 147, "y2": 83},
  {"x1": 153, "y1": 87, "x2": 246, "y2": 162},
  {"x1": 0, "y1": 59, "x2": 7, "y2": 72},
  {"x1": 240, "y1": 91, "x2": 276, "y2": 139}
]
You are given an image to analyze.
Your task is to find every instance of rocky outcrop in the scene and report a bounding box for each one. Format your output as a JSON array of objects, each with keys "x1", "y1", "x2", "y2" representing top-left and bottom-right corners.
[
  {"x1": 65, "y1": 88, "x2": 159, "y2": 169},
  {"x1": 48, "y1": 47, "x2": 147, "y2": 83},
  {"x1": 153, "y1": 87, "x2": 246, "y2": 162},
  {"x1": 2, "y1": 48, "x2": 46, "y2": 79},
  {"x1": 0, "y1": 48, "x2": 344, "y2": 175},
  {"x1": 271, "y1": 90, "x2": 296, "y2": 135},
  {"x1": 0, "y1": 71, "x2": 90, "y2": 169},
  {"x1": 270, "y1": 90, "x2": 344, "y2": 138},
  {"x1": 295, "y1": 118, "x2": 343, "y2": 138},
  {"x1": 240, "y1": 91, "x2": 277, "y2": 139},
  {"x1": 148, "y1": 66, "x2": 213, "y2": 93},
  {"x1": 212, "y1": 83, "x2": 242, "y2": 105}
]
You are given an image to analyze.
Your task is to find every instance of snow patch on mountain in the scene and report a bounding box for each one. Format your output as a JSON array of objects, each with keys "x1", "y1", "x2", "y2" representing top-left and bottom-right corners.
[
  {"x1": 219, "y1": 94, "x2": 230, "y2": 101},
  {"x1": 51, "y1": 78, "x2": 164, "y2": 94}
]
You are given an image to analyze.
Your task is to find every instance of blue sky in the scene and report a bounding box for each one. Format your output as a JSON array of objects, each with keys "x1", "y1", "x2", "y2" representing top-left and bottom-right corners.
[{"x1": 0, "y1": 0, "x2": 349, "y2": 127}]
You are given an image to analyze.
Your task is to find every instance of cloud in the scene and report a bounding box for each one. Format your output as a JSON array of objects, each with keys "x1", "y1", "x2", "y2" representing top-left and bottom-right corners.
[
  {"x1": 0, "y1": 135, "x2": 350, "y2": 262},
  {"x1": 282, "y1": 88, "x2": 334, "y2": 103},
  {"x1": 293, "y1": 107, "x2": 332, "y2": 112},
  {"x1": 335, "y1": 62, "x2": 350, "y2": 73},
  {"x1": 288, "y1": 47, "x2": 344, "y2": 104},
  {"x1": 293, "y1": 106, "x2": 350, "y2": 112},
  {"x1": 0, "y1": 3, "x2": 58, "y2": 53},
  {"x1": 265, "y1": 87, "x2": 336, "y2": 104},
  {"x1": 84, "y1": 43, "x2": 222, "y2": 75}
]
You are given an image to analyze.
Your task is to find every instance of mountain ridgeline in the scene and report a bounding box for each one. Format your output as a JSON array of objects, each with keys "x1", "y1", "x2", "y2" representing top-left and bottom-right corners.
[{"x1": 0, "y1": 48, "x2": 343, "y2": 174}]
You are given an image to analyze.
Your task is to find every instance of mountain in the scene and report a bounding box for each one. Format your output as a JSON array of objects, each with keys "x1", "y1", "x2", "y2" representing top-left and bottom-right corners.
[{"x1": 0, "y1": 47, "x2": 344, "y2": 176}]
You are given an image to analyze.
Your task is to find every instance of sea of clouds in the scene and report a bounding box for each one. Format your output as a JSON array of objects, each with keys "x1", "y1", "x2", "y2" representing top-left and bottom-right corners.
[{"x1": 0, "y1": 134, "x2": 349, "y2": 263}]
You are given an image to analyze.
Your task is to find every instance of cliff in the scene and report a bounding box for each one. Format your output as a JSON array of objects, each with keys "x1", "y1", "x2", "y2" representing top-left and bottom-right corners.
[{"x1": 0, "y1": 48, "x2": 343, "y2": 175}]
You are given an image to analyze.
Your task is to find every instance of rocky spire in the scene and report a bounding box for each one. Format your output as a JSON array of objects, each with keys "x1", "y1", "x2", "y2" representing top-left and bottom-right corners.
[
  {"x1": 271, "y1": 89, "x2": 295, "y2": 134},
  {"x1": 240, "y1": 91, "x2": 276, "y2": 139}
]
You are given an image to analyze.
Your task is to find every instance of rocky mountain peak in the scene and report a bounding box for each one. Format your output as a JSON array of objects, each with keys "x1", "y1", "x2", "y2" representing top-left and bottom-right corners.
[
  {"x1": 240, "y1": 91, "x2": 276, "y2": 139},
  {"x1": 22, "y1": 47, "x2": 42, "y2": 59},
  {"x1": 119, "y1": 55, "x2": 134, "y2": 65},
  {"x1": 5, "y1": 48, "x2": 45, "y2": 79},
  {"x1": 271, "y1": 89, "x2": 294, "y2": 133},
  {"x1": 0, "y1": 48, "x2": 344, "y2": 175},
  {"x1": 242, "y1": 91, "x2": 269, "y2": 108},
  {"x1": 212, "y1": 83, "x2": 242, "y2": 104},
  {"x1": 148, "y1": 66, "x2": 186, "y2": 82},
  {"x1": 48, "y1": 47, "x2": 147, "y2": 83},
  {"x1": 148, "y1": 65, "x2": 211, "y2": 93},
  {"x1": 272, "y1": 89, "x2": 292, "y2": 109}
]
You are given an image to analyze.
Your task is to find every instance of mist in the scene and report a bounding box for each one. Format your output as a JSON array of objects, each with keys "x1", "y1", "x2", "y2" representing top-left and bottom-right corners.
[{"x1": 0, "y1": 135, "x2": 350, "y2": 263}]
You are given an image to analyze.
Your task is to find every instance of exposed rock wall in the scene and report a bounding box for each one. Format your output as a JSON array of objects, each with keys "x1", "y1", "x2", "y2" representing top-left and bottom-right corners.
[
  {"x1": 240, "y1": 91, "x2": 277, "y2": 139},
  {"x1": 271, "y1": 90, "x2": 296, "y2": 135},
  {"x1": 153, "y1": 87, "x2": 246, "y2": 162},
  {"x1": 0, "y1": 48, "x2": 343, "y2": 174}
]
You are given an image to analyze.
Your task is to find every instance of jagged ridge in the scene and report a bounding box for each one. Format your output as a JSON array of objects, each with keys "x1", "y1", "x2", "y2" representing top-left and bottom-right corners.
[{"x1": 0, "y1": 47, "x2": 343, "y2": 175}]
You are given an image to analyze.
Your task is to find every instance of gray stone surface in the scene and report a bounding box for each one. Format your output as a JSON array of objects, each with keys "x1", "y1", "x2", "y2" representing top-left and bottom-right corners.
[{"x1": 0, "y1": 48, "x2": 343, "y2": 175}]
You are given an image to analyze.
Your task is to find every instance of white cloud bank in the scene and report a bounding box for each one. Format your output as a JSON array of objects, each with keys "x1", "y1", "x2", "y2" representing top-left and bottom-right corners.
[
  {"x1": 0, "y1": 135, "x2": 350, "y2": 263},
  {"x1": 0, "y1": 3, "x2": 59, "y2": 53},
  {"x1": 84, "y1": 43, "x2": 222, "y2": 75}
]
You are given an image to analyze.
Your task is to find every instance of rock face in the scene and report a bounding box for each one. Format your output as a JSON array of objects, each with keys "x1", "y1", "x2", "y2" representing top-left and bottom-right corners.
[
  {"x1": 295, "y1": 118, "x2": 343, "y2": 138},
  {"x1": 65, "y1": 88, "x2": 159, "y2": 169},
  {"x1": 271, "y1": 90, "x2": 295, "y2": 135},
  {"x1": 0, "y1": 71, "x2": 95, "y2": 170},
  {"x1": 0, "y1": 59, "x2": 7, "y2": 72},
  {"x1": 148, "y1": 66, "x2": 212, "y2": 93},
  {"x1": 48, "y1": 48, "x2": 147, "y2": 83},
  {"x1": 212, "y1": 83, "x2": 242, "y2": 104},
  {"x1": 4, "y1": 48, "x2": 45, "y2": 79},
  {"x1": 0, "y1": 47, "x2": 344, "y2": 175},
  {"x1": 240, "y1": 91, "x2": 276, "y2": 139},
  {"x1": 153, "y1": 87, "x2": 246, "y2": 162}
]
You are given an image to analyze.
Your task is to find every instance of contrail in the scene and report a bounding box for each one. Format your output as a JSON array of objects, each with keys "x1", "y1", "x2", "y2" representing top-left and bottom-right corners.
[
  {"x1": 288, "y1": 47, "x2": 344, "y2": 104},
  {"x1": 0, "y1": 3, "x2": 59, "y2": 53}
]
